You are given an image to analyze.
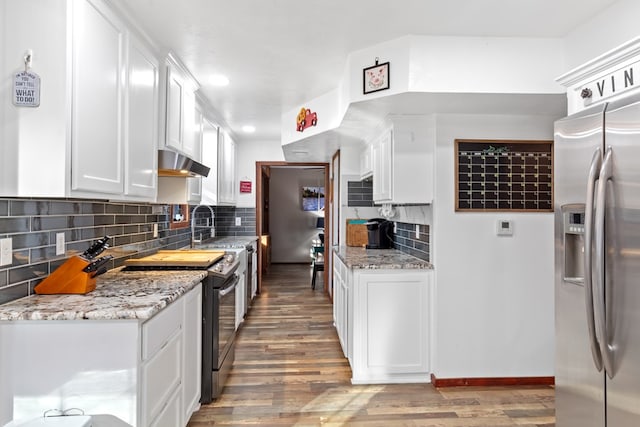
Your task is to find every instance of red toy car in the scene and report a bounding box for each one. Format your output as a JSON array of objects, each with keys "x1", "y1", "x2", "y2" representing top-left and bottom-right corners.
[{"x1": 296, "y1": 108, "x2": 317, "y2": 132}]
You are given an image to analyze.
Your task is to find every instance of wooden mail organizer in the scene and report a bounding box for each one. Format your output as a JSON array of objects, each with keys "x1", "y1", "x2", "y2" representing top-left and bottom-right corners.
[{"x1": 455, "y1": 139, "x2": 553, "y2": 212}]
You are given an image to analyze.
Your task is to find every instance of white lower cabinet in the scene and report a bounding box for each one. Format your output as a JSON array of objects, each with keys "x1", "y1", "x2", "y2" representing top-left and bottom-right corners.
[
  {"x1": 0, "y1": 284, "x2": 202, "y2": 426},
  {"x1": 182, "y1": 284, "x2": 203, "y2": 424},
  {"x1": 149, "y1": 383, "x2": 181, "y2": 427},
  {"x1": 333, "y1": 253, "x2": 431, "y2": 384}
]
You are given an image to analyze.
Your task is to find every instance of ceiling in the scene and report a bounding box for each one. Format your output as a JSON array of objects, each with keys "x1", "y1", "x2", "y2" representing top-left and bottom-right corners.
[{"x1": 114, "y1": 0, "x2": 616, "y2": 150}]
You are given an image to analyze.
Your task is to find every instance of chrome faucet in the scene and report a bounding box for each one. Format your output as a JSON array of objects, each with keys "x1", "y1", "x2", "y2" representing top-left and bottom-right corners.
[{"x1": 191, "y1": 204, "x2": 215, "y2": 248}]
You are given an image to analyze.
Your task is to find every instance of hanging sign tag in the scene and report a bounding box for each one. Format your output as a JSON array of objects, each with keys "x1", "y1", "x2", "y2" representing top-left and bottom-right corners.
[{"x1": 13, "y1": 70, "x2": 41, "y2": 107}]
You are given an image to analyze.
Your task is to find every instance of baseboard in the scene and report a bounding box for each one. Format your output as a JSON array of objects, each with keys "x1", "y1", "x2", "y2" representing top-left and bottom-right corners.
[{"x1": 430, "y1": 373, "x2": 555, "y2": 387}]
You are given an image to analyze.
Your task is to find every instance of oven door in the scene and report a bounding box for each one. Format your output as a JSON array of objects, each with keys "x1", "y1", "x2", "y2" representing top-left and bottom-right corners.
[{"x1": 215, "y1": 273, "x2": 238, "y2": 368}]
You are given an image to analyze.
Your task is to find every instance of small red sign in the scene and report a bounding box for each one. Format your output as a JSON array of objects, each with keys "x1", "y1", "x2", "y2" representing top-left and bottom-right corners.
[{"x1": 239, "y1": 180, "x2": 252, "y2": 193}]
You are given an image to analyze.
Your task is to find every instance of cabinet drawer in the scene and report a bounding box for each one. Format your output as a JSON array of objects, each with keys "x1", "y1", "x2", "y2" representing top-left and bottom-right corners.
[
  {"x1": 142, "y1": 299, "x2": 182, "y2": 360},
  {"x1": 142, "y1": 331, "x2": 182, "y2": 425},
  {"x1": 149, "y1": 384, "x2": 181, "y2": 427}
]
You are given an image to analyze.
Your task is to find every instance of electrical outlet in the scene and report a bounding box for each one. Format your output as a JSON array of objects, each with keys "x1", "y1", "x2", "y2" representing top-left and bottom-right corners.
[
  {"x1": 235, "y1": 217, "x2": 241, "y2": 226},
  {"x1": 153, "y1": 223, "x2": 159, "y2": 238},
  {"x1": 56, "y1": 233, "x2": 65, "y2": 256},
  {"x1": 415, "y1": 224, "x2": 420, "y2": 238},
  {"x1": 393, "y1": 222, "x2": 397, "y2": 233},
  {"x1": 0, "y1": 238, "x2": 12, "y2": 266}
]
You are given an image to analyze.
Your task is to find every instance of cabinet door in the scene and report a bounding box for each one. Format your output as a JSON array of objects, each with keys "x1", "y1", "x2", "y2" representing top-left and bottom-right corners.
[
  {"x1": 187, "y1": 107, "x2": 203, "y2": 203},
  {"x1": 181, "y1": 89, "x2": 197, "y2": 158},
  {"x1": 71, "y1": 0, "x2": 125, "y2": 194},
  {"x1": 150, "y1": 385, "x2": 181, "y2": 427},
  {"x1": 141, "y1": 331, "x2": 182, "y2": 426},
  {"x1": 354, "y1": 271, "x2": 429, "y2": 380},
  {"x1": 360, "y1": 143, "x2": 373, "y2": 180},
  {"x1": 218, "y1": 131, "x2": 236, "y2": 205},
  {"x1": 200, "y1": 121, "x2": 219, "y2": 205},
  {"x1": 166, "y1": 66, "x2": 184, "y2": 152},
  {"x1": 373, "y1": 128, "x2": 393, "y2": 202},
  {"x1": 125, "y1": 36, "x2": 158, "y2": 199},
  {"x1": 182, "y1": 285, "x2": 202, "y2": 425}
]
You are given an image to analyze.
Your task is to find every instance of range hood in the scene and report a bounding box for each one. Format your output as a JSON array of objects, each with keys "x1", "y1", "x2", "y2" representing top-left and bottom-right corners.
[{"x1": 158, "y1": 149, "x2": 210, "y2": 177}]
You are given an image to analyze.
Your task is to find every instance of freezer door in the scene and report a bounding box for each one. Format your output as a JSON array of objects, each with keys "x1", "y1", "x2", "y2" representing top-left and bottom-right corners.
[
  {"x1": 554, "y1": 104, "x2": 606, "y2": 427},
  {"x1": 603, "y1": 92, "x2": 640, "y2": 426}
]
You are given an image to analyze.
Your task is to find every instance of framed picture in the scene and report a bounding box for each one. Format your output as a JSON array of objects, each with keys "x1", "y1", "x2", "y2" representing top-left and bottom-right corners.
[
  {"x1": 301, "y1": 186, "x2": 325, "y2": 211},
  {"x1": 363, "y1": 61, "x2": 390, "y2": 94}
]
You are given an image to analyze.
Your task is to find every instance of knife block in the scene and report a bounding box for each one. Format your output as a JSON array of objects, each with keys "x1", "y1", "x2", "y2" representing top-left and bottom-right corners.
[{"x1": 34, "y1": 256, "x2": 97, "y2": 295}]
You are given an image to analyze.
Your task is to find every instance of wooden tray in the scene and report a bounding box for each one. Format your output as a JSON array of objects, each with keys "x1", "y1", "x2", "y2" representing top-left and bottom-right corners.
[
  {"x1": 346, "y1": 219, "x2": 368, "y2": 247},
  {"x1": 124, "y1": 250, "x2": 225, "y2": 268}
]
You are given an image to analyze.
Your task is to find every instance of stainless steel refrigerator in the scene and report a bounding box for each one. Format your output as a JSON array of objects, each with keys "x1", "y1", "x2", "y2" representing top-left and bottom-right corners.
[{"x1": 555, "y1": 92, "x2": 640, "y2": 427}]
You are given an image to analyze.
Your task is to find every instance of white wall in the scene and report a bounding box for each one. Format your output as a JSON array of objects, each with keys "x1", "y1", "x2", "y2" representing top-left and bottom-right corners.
[
  {"x1": 269, "y1": 168, "x2": 325, "y2": 263},
  {"x1": 431, "y1": 113, "x2": 559, "y2": 378},
  {"x1": 235, "y1": 139, "x2": 285, "y2": 208},
  {"x1": 563, "y1": 0, "x2": 640, "y2": 72}
]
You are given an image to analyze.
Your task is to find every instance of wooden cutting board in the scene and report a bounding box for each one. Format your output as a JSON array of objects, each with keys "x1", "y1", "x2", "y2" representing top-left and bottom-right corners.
[
  {"x1": 346, "y1": 219, "x2": 368, "y2": 247},
  {"x1": 124, "y1": 250, "x2": 225, "y2": 267}
]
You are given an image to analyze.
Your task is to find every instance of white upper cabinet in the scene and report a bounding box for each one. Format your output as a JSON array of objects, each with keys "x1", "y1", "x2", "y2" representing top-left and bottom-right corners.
[
  {"x1": 0, "y1": 0, "x2": 159, "y2": 201},
  {"x1": 372, "y1": 116, "x2": 434, "y2": 204},
  {"x1": 71, "y1": 0, "x2": 125, "y2": 195},
  {"x1": 164, "y1": 56, "x2": 200, "y2": 159},
  {"x1": 200, "y1": 120, "x2": 219, "y2": 205},
  {"x1": 125, "y1": 32, "x2": 159, "y2": 199},
  {"x1": 359, "y1": 143, "x2": 373, "y2": 180},
  {"x1": 187, "y1": 104, "x2": 204, "y2": 204},
  {"x1": 166, "y1": 66, "x2": 185, "y2": 154},
  {"x1": 217, "y1": 130, "x2": 237, "y2": 206}
]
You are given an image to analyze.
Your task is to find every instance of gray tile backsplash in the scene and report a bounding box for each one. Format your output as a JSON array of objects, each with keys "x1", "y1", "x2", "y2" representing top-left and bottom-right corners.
[
  {"x1": 214, "y1": 206, "x2": 257, "y2": 237},
  {"x1": 0, "y1": 198, "x2": 189, "y2": 305},
  {"x1": 392, "y1": 222, "x2": 430, "y2": 262},
  {"x1": 0, "y1": 198, "x2": 258, "y2": 305},
  {"x1": 347, "y1": 180, "x2": 374, "y2": 207}
]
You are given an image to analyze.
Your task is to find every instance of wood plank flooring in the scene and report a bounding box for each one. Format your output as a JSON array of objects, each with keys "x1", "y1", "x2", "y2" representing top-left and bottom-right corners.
[{"x1": 188, "y1": 264, "x2": 555, "y2": 426}]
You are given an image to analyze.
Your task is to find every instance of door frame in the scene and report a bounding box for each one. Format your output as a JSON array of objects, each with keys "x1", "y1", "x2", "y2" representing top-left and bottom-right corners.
[{"x1": 255, "y1": 161, "x2": 330, "y2": 295}]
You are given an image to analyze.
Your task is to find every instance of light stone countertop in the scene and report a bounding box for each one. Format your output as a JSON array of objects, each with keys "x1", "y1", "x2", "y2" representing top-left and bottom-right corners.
[
  {"x1": 0, "y1": 268, "x2": 207, "y2": 321},
  {"x1": 333, "y1": 246, "x2": 433, "y2": 270}
]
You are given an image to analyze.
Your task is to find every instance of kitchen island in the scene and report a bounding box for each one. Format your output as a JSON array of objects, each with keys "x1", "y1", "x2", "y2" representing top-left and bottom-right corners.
[
  {"x1": 333, "y1": 246, "x2": 433, "y2": 384},
  {"x1": 0, "y1": 268, "x2": 205, "y2": 427}
]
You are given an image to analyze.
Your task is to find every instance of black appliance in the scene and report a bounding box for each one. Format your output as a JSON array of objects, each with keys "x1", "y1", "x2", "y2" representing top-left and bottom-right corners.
[
  {"x1": 201, "y1": 254, "x2": 239, "y2": 403},
  {"x1": 365, "y1": 219, "x2": 393, "y2": 249},
  {"x1": 123, "y1": 251, "x2": 240, "y2": 403},
  {"x1": 245, "y1": 244, "x2": 254, "y2": 313}
]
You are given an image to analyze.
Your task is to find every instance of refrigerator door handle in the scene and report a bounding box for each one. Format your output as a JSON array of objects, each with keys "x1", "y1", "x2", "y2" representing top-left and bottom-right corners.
[
  {"x1": 584, "y1": 148, "x2": 603, "y2": 371},
  {"x1": 594, "y1": 146, "x2": 615, "y2": 378}
]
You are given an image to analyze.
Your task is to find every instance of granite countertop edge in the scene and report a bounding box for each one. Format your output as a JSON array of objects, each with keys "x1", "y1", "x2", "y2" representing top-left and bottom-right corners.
[
  {"x1": 333, "y1": 246, "x2": 433, "y2": 270},
  {"x1": 0, "y1": 269, "x2": 207, "y2": 322}
]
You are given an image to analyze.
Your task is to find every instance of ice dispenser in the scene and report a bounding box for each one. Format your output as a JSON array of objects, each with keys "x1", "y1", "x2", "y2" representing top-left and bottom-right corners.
[{"x1": 562, "y1": 204, "x2": 586, "y2": 284}]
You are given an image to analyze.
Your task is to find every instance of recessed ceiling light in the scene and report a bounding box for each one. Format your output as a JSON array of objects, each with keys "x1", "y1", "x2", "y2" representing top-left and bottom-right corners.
[
  {"x1": 209, "y1": 74, "x2": 229, "y2": 86},
  {"x1": 242, "y1": 125, "x2": 256, "y2": 133}
]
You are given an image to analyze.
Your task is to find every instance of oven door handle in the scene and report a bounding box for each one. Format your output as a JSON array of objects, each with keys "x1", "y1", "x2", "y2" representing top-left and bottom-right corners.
[{"x1": 219, "y1": 274, "x2": 239, "y2": 297}]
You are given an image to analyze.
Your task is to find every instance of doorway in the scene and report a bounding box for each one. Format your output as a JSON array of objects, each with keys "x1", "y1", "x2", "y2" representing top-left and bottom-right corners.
[{"x1": 256, "y1": 162, "x2": 330, "y2": 295}]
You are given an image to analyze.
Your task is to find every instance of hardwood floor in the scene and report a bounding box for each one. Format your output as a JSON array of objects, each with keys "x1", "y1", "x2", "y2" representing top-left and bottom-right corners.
[{"x1": 188, "y1": 264, "x2": 555, "y2": 426}]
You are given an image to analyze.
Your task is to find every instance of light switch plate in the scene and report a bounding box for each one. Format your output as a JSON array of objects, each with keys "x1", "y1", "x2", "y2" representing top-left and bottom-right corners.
[
  {"x1": 415, "y1": 224, "x2": 420, "y2": 238},
  {"x1": 0, "y1": 238, "x2": 12, "y2": 266},
  {"x1": 153, "y1": 223, "x2": 159, "y2": 238},
  {"x1": 56, "y1": 232, "x2": 65, "y2": 255},
  {"x1": 235, "y1": 217, "x2": 241, "y2": 226}
]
